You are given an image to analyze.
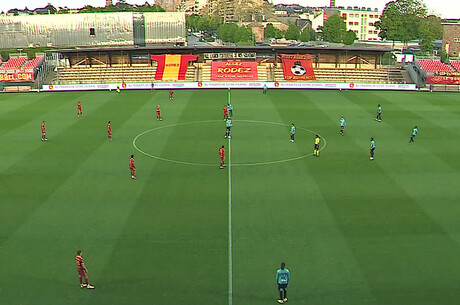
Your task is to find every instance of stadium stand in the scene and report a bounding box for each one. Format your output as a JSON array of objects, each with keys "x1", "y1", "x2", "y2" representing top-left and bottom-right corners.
[
  {"x1": 417, "y1": 59, "x2": 453, "y2": 72},
  {"x1": 54, "y1": 63, "x2": 406, "y2": 84},
  {"x1": 273, "y1": 66, "x2": 405, "y2": 83},
  {"x1": 450, "y1": 61, "x2": 460, "y2": 71},
  {"x1": 0, "y1": 56, "x2": 28, "y2": 71},
  {"x1": 23, "y1": 56, "x2": 44, "y2": 70},
  {"x1": 55, "y1": 65, "x2": 157, "y2": 84},
  {"x1": 54, "y1": 63, "x2": 199, "y2": 84}
]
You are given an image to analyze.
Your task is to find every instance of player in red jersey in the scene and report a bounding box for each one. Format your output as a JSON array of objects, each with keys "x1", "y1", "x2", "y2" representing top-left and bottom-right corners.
[
  {"x1": 223, "y1": 105, "x2": 228, "y2": 120},
  {"x1": 130, "y1": 154, "x2": 136, "y2": 179},
  {"x1": 156, "y1": 105, "x2": 162, "y2": 121},
  {"x1": 77, "y1": 102, "x2": 83, "y2": 117},
  {"x1": 219, "y1": 145, "x2": 225, "y2": 169},
  {"x1": 169, "y1": 90, "x2": 174, "y2": 101},
  {"x1": 75, "y1": 250, "x2": 95, "y2": 289},
  {"x1": 107, "y1": 121, "x2": 112, "y2": 140},
  {"x1": 41, "y1": 121, "x2": 48, "y2": 141}
]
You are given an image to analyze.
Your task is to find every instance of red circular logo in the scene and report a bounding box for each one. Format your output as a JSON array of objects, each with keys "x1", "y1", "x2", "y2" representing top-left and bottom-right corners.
[
  {"x1": 122, "y1": 83, "x2": 127, "y2": 89},
  {"x1": 349, "y1": 82, "x2": 355, "y2": 89},
  {"x1": 198, "y1": 82, "x2": 203, "y2": 87},
  {"x1": 49, "y1": 85, "x2": 54, "y2": 90},
  {"x1": 274, "y1": 82, "x2": 280, "y2": 88}
]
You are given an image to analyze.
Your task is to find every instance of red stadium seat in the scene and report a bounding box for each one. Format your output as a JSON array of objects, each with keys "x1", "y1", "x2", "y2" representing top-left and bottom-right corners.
[
  {"x1": 417, "y1": 59, "x2": 453, "y2": 73},
  {"x1": 0, "y1": 56, "x2": 28, "y2": 71},
  {"x1": 23, "y1": 57, "x2": 44, "y2": 70}
]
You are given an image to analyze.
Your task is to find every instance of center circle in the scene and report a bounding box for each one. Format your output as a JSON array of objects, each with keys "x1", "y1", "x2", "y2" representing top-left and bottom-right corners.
[{"x1": 132, "y1": 120, "x2": 326, "y2": 167}]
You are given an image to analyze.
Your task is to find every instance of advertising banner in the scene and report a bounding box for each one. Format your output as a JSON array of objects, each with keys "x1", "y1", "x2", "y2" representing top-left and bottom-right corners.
[
  {"x1": 204, "y1": 52, "x2": 256, "y2": 60},
  {"x1": 150, "y1": 54, "x2": 197, "y2": 81},
  {"x1": 280, "y1": 54, "x2": 316, "y2": 81},
  {"x1": 42, "y1": 82, "x2": 416, "y2": 91},
  {"x1": 0, "y1": 72, "x2": 34, "y2": 82},
  {"x1": 426, "y1": 75, "x2": 460, "y2": 84},
  {"x1": 211, "y1": 61, "x2": 258, "y2": 81}
]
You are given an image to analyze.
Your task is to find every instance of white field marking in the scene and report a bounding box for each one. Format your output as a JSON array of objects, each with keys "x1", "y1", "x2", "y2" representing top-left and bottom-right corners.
[
  {"x1": 132, "y1": 119, "x2": 327, "y2": 167},
  {"x1": 227, "y1": 89, "x2": 233, "y2": 305}
]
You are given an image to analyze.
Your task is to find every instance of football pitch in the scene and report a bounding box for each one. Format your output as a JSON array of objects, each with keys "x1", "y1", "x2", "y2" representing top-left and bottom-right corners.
[{"x1": 1, "y1": 88, "x2": 460, "y2": 305}]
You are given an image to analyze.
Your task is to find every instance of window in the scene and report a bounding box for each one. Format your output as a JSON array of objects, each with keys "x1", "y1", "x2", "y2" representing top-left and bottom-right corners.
[
  {"x1": 369, "y1": 14, "x2": 373, "y2": 18},
  {"x1": 369, "y1": 30, "x2": 373, "y2": 34},
  {"x1": 369, "y1": 22, "x2": 374, "y2": 26},
  {"x1": 374, "y1": 31, "x2": 378, "y2": 34},
  {"x1": 354, "y1": 22, "x2": 359, "y2": 25},
  {"x1": 349, "y1": 22, "x2": 354, "y2": 25},
  {"x1": 342, "y1": 13, "x2": 347, "y2": 19}
]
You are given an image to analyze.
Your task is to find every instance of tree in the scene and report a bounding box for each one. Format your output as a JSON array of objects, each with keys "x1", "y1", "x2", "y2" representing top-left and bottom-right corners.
[
  {"x1": 264, "y1": 23, "x2": 276, "y2": 38},
  {"x1": 300, "y1": 29, "x2": 310, "y2": 42},
  {"x1": 322, "y1": 14, "x2": 346, "y2": 43},
  {"x1": 418, "y1": 15, "x2": 442, "y2": 52},
  {"x1": 285, "y1": 23, "x2": 300, "y2": 41},
  {"x1": 376, "y1": 0, "x2": 427, "y2": 45},
  {"x1": 217, "y1": 23, "x2": 252, "y2": 44},
  {"x1": 343, "y1": 30, "x2": 357, "y2": 45}
]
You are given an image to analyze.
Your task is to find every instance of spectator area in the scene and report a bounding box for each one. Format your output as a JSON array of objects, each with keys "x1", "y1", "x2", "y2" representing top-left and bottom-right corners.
[
  {"x1": 23, "y1": 57, "x2": 44, "y2": 70},
  {"x1": 54, "y1": 64, "x2": 196, "y2": 84},
  {"x1": 450, "y1": 61, "x2": 460, "y2": 72},
  {"x1": 0, "y1": 56, "x2": 28, "y2": 71},
  {"x1": 417, "y1": 59, "x2": 453, "y2": 73}
]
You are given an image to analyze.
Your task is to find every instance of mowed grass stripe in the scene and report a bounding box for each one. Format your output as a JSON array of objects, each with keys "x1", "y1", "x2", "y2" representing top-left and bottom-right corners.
[
  {"x1": 0, "y1": 92, "x2": 61, "y2": 118},
  {"x1": 0, "y1": 91, "x2": 142, "y2": 247},
  {"x1": 265, "y1": 89, "x2": 379, "y2": 305},
  {"x1": 0, "y1": 91, "x2": 116, "y2": 173},
  {"x1": 305, "y1": 90, "x2": 460, "y2": 304},
  {"x1": 364, "y1": 91, "x2": 460, "y2": 171},
  {"x1": 0, "y1": 91, "x2": 159, "y2": 305},
  {"x1": 338, "y1": 90, "x2": 455, "y2": 172},
  {"x1": 0, "y1": 92, "x2": 88, "y2": 137},
  {"x1": 418, "y1": 92, "x2": 460, "y2": 117},
  {"x1": 97, "y1": 89, "x2": 228, "y2": 305}
]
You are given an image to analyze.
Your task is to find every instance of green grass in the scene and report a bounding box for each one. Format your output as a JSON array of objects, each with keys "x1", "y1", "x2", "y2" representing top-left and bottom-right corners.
[{"x1": 1, "y1": 89, "x2": 460, "y2": 305}]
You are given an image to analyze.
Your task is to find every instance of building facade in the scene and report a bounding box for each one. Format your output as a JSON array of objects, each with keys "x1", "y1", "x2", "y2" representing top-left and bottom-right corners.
[
  {"x1": 179, "y1": 0, "x2": 209, "y2": 15},
  {"x1": 338, "y1": 7, "x2": 382, "y2": 41},
  {"x1": 156, "y1": 0, "x2": 183, "y2": 11},
  {"x1": 443, "y1": 22, "x2": 460, "y2": 57},
  {"x1": 0, "y1": 12, "x2": 186, "y2": 49}
]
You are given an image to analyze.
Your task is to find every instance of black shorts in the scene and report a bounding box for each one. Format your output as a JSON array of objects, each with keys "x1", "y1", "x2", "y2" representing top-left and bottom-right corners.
[
  {"x1": 314, "y1": 144, "x2": 319, "y2": 149},
  {"x1": 278, "y1": 284, "x2": 288, "y2": 290},
  {"x1": 227, "y1": 127, "x2": 231, "y2": 131}
]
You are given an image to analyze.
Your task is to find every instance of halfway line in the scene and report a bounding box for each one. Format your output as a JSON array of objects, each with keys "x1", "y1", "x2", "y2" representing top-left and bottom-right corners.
[{"x1": 227, "y1": 88, "x2": 233, "y2": 305}]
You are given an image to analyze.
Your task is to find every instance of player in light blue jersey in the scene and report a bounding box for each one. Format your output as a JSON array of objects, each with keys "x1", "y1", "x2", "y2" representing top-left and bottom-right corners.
[
  {"x1": 227, "y1": 103, "x2": 233, "y2": 117},
  {"x1": 225, "y1": 118, "x2": 232, "y2": 139},
  {"x1": 340, "y1": 116, "x2": 346, "y2": 135},
  {"x1": 290, "y1": 123, "x2": 296, "y2": 142},
  {"x1": 409, "y1": 125, "x2": 418, "y2": 143},
  {"x1": 375, "y1": 104, "x2": 382, "y2": 122},
  {"x1": 263, "y1": 84, "x2": 268, "y2": 94},
  {"x1": 276, "y1": 262, "x2": 290, "y2": 303},
  {"x1": 370, "y1": 137, "x2": 375, "y2": 160}
]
